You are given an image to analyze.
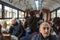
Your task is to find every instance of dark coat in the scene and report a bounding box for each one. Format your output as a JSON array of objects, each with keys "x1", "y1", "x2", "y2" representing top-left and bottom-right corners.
[
  {"x1": 9, "y1": 22, "x2": 24, "y2": 37},
  {"x1": 31, "y1": 33, "x2": 57, "y2": 40}
]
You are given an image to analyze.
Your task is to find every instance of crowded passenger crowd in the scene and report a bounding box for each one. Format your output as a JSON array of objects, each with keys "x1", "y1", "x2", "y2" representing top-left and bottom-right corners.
[{"x1": 0, "y1": 17, "x2": 60, "y2": 40}]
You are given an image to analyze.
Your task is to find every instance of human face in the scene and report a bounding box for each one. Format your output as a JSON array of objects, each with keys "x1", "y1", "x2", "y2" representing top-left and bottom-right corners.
[
  {"x1": 39, "y1": 23, "x2": 51, "y2": 38},
  {"x1": 11, "y1": 19, "x2": 16, "y2": 25}
]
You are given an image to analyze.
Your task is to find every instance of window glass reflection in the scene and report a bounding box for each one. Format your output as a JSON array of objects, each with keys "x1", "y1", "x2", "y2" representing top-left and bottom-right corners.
[
  {"x1": 4, "y1": 6, "x2": 12, "y2": 18},
  {"x1": 57, "y1": 9, "x2": 60, "y2": 17},
  {"x1": 0, "y1": 4, "x2": 2, "y2": 18},
  {"x1": 51, "y1": 11, "x2": 56, "y2": 18},
  {"x1": 12, "y1": 9, "x2": 17, "y2": 18},
  {"x1": 19, "y1": 11, "x2": 24, "y2": 19}
]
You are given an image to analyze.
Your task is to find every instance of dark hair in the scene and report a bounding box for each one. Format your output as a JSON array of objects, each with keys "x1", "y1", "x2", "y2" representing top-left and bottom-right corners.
[
  {"x1": 53, "y1": 17, "x2": 60, "y2": 34},
  {"x1": 53, "y1": 17, "x2": 60, "y2": 25}
]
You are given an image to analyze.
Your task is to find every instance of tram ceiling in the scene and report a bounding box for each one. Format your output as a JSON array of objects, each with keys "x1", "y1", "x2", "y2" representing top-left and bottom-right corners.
[{"x1": 1, "y1": 0, "x2": 60, "y2": 11}]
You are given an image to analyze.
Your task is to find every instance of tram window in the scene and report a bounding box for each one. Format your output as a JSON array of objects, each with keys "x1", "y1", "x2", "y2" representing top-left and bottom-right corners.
[
  {"x1": 4, "y1": 6, "x2": 18, "y2": 18},
  {"x1": 0, "y1": 4, "x2": 2, "y2": 18},
  {"x1": 19, "y1": 11, "x2": 24, "y2": 19},
  {"x1": 4, "y1": 6, "x2": 12, "y2": 18},
  {"x1": 51, "y1": 11, "x2": 56, "y2": 18},
  {"x1": 57, "y1": 9, "x2": 60, "y2": 17},
  {"x1": 12, "y1": 9, "x2": 18, "y2": 18}
]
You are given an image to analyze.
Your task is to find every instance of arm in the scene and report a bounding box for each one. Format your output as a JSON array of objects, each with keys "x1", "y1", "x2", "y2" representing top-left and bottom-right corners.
[
  {"x1": 18, "y1": 25, "x2": 25, "y2": 37},
  {"x1": 9, "y1": 26, "x2": 13, "y2": 34}
]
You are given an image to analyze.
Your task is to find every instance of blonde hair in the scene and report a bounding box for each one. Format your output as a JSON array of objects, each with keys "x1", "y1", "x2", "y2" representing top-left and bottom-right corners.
[
  {"x1": 40, "y1": 22, "x2": 51, "y2": 28},
  {"x1": 2, "y1": 20, "x2": 7, "y2": 28}
]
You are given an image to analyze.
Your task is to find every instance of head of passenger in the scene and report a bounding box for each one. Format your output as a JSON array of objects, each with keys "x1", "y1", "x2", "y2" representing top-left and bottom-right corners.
[
  {"x1": 39, "y1": 22, "x2": 51, "y2": 38},
  {"x1": 2, "y1": 21, "x2": 7, "y2": 28},
  {"x1": 11, "y1": 18, "x2": 17, "y2": 25},
  {"x1": 53, "y1": 17, "x2": 60, "y2": 34}
]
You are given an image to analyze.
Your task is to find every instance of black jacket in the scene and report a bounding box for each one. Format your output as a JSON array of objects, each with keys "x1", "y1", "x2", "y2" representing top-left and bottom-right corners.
[{"x1": 9, "y1": 22, "x2": 24, "y2": 37}]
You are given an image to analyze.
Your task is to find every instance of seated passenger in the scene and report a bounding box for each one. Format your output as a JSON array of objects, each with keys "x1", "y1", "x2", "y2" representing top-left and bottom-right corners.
[
  {"x1": 1, "y1": 21, "x2": 9, "y2": 33},
  {"x1": 9, "y1": 18, "x2": 25, "y2": 40},
  {"x1": 0, "y1": 22, "x2": 5, "y2": 40},
  {"x1": 31, "y1": 22, "x2": 57, "y2": 40},
  {"x1": 0, "y1": 24, "x2": 2, "y2": 34}
]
